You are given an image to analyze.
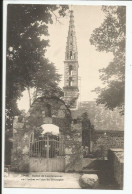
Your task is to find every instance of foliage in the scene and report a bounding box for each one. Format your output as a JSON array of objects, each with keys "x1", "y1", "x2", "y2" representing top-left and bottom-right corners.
[
  {"x1": 66, "y1": 97, "x2": 78, "y2": 108},
  {"x1": 32, "y1": 58, "x2": 63, "y2": 101},
  {"x1": 6, "y1": 4, "x2": 68, "y2": 120},
  {"x1": 90, "y1": 6, "x2": 126, "y2": 114}
]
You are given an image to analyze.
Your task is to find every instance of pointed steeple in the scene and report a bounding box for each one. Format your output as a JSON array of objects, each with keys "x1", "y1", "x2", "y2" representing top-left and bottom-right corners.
[
  {"x1": 65, "y1": 10, "x2": 78, "y2": 61},
  {"x1": 63, "y1": 10, "x2": 79, "y2": 110}
]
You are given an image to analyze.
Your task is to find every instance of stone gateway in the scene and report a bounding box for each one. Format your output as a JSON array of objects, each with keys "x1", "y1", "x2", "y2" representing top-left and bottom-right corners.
[{"x1": 11, "y1": 97, "x2": 83, "y2": 172}]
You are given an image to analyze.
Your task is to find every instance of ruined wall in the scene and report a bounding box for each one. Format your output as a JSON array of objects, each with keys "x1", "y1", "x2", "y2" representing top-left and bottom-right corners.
[{"x1": 91, "y1": 130, "x2": 124, "y2": 158}]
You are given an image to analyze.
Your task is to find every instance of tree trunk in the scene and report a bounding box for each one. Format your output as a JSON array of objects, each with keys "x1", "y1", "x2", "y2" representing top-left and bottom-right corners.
[{"x1": 27, "y1": 86, "x2": 31, "y2": 107}]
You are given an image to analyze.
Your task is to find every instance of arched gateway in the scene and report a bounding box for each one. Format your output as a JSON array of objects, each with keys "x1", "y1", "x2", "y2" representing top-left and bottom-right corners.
[
  {"x1": 11, "y1": 97, "x2": 83, "y2": 172},
  {"x1": 29, "y1": 124, "x2": 65, "y2": 172}
]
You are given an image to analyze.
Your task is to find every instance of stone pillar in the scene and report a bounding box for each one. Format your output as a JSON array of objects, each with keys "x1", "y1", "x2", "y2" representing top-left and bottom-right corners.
[
  {"x1": 65, "y1": 121, "x2": 83, "y2": 172},
  {"x1": 11, "y1": 116, "x2": 30, "y2": 172}
]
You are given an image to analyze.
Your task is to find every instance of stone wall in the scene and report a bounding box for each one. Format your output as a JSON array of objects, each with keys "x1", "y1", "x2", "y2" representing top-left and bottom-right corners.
[
  {"x1": 91, "y1": 130, "x2": 124, "y2": 158},
  {"x1": 11, "y1": 117, "x2": 30, "y2": 172},
  {"x1": 108, "y1": 149, "x2": 124, "y2": 189}
]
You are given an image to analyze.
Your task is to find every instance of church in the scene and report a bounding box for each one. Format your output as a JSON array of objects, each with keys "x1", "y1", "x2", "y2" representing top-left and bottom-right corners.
[{"x1": 10, "y1": 10, "x2": 124, "y2": 187}]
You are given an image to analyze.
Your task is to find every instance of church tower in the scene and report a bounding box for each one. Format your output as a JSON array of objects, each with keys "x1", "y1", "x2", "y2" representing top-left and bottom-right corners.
[{"x1": 63, "y1": 10, "x2": 79, "y2": 109}]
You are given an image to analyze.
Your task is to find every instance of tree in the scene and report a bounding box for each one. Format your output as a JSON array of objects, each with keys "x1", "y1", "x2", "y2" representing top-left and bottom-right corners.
[
  {"x1": 5, "y1": 4, "x2": 68, "y2": 164},
  {"x1": 90, "y1": 6, "x2": 126, "y2": 114},
  {"x1": 31, "y1": 58, "x2": 63, "y2": 101},
  {"x1": 6, "y1": 4, "x2": 68, "y2": 111},
  {"x1": 6, "y1": 4, "x2": 68, "y2": 121}
]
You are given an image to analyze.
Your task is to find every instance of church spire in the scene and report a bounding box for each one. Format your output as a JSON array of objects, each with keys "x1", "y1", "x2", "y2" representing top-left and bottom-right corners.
[
  {"x1": 63, "y1": 10, "x2": 79, "y2": 110},
  {"x1": 65, "y1": 10, "x2": 78, "y2": 61}
]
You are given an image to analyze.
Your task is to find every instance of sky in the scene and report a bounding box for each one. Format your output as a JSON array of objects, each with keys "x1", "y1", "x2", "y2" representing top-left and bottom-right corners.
[{"x1": 17, "y1": 5, "x2": 113, "y2": 112}]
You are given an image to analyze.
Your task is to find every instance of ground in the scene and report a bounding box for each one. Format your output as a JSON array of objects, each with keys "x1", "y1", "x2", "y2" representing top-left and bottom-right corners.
[
  {"x1": 4, "y1": 172, "x2": 81, "y2": 189},
  {"x1": 4, "y1": 171, "x2": 119, "y2": 189}
]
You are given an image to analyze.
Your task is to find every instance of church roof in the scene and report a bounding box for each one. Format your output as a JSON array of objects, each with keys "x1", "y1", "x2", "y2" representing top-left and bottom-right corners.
[{"x1": 71, "y1": 101, "x2": 124, "y2": 131}]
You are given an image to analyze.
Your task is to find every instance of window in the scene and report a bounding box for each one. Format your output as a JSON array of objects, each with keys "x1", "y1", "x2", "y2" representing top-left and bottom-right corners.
[
  {"x1": 67, "y1": 53, "x2": 68, "y2": 59},
  {"x1": 69, "y1": 80, "x2": 72, "y2": 86},
  {"x1": 70, "y1": 51, "x2": 73, "y2": 59},
  {"x1": 69, "y1": 77, "x2": 73, "y2": 86},
  {"x1": 69, "y1": 65, "x2": 73, "y2": 75}
]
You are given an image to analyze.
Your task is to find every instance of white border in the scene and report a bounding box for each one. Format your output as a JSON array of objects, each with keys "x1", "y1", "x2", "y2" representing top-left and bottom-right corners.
[{"x1": 2, "y1": 1, "x2": 132, "y2": 194}]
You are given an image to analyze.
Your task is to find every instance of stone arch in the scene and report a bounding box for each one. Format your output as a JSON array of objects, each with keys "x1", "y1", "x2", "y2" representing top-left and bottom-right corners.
[
  {"x1": 11, "y1": 97, "x2": 83, "y2": 172},
  {"x1": 11, "y1": 97, "x2": 73, "y2": 172}
]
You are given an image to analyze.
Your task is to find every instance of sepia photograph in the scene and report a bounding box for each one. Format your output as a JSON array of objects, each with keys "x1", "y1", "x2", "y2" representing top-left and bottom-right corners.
[{"x1": 3, "y1": 1, "x2": 126, "y2": 190}]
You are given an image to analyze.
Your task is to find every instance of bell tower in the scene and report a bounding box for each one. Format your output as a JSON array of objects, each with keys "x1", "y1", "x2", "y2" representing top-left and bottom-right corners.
[{"x1": 63, "y1": 10, "x2": 79, "y2": 109}]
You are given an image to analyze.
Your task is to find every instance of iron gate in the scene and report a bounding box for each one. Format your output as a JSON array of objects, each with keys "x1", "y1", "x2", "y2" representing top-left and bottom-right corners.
[{"x1": 29, "y1": 134, "x2": 65, "y2": 172}]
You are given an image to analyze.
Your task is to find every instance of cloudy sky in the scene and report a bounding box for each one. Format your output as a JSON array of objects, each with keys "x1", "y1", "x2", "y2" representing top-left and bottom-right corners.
[{"x1": 18, "y1": 5, "x2": 113, "y2": 112}]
